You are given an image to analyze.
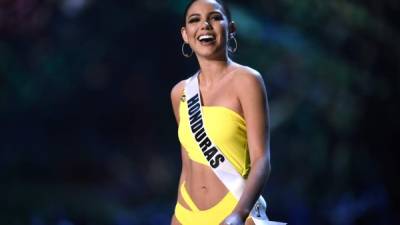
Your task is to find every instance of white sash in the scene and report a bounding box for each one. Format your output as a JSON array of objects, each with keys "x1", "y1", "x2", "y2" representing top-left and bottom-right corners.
[{"x1": 184, "y1": 72, "x2": 286, "y2": 225}]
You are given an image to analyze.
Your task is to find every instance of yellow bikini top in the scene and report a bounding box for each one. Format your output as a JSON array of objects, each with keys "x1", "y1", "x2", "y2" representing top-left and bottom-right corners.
[{"x1": 178, "y1": 91, "x2": 251, "y2": 178}]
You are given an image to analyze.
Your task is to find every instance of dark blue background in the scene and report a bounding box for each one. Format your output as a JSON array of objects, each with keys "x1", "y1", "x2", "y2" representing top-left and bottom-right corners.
[{"x1": 0, "y1": 0, "x2": 399, "y2": 224}]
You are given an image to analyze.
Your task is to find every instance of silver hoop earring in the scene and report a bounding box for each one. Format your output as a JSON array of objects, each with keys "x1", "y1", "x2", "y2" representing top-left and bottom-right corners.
[
  {"x1": 228, "y1": 34, "x2": 238, "y2": 53},
  {"x1": 181, "y1": 42, "x2": 193, "y2": 58}
]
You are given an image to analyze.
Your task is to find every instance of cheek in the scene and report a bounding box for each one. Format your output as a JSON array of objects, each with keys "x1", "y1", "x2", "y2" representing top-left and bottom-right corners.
[
  {"x1": 216, "y1": 23, "x2": 228, "y2": 37},
  {"x1": 217, "y1": 29, "x2": 228, "y2": 41},
  {"x1": 186, "y1": 27, "x2": 198, "y2": 39}
]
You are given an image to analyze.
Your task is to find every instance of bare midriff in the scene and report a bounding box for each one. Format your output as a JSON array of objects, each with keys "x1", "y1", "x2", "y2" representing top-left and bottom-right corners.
[{"x1": 182, "y1": 159, "x2": 229, "y2": 210}]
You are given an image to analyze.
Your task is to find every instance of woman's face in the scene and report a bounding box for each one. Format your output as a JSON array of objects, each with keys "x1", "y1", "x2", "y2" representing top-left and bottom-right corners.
[{"x1": 181, "y1": 0, "x2": 233, "y2": 59}]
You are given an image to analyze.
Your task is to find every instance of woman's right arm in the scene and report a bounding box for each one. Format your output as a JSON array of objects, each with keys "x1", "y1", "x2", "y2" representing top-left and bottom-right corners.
[{"x1": 170, "y1": 81, "x2": 187, "y2": 225}]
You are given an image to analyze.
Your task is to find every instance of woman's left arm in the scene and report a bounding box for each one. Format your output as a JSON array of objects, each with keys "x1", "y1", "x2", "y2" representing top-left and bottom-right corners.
[{"x1": 222, "y1": 69, "x2": 271, "y2": 225}]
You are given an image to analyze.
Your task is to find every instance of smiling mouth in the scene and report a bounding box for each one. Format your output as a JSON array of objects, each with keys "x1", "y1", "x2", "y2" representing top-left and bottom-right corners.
[{"x1": 197, "y1": 34, "x2": 216, "y2": 44}]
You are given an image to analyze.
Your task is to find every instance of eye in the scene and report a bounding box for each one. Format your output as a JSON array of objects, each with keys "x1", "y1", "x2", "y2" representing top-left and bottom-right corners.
[
  {"x1": 210, "y1": 14, "x2": 223, "y2": 21},
  {"x1": 188, "y1": 17, "x2": 200, "y2": 23}
]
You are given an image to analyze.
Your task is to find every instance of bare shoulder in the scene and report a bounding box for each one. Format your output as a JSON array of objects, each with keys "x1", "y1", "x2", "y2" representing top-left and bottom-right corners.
[
  {"x1": 231, "y1": 65, "x2": 266, "y2": 92},
  {"x1": 231, "y1": 65, "x2": 269, "y2": 127},
  {"x1": 170, "y1": 79, "x2": 186, "y2": 123},
  {"x1": 170, "y1": 79, "x2": 186, "y2": 103}
]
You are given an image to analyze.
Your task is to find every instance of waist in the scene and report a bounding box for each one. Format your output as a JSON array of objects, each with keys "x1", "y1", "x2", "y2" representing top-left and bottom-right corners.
[{"x1": 184, "y1": 160, "x2": 230, "y2": 210}]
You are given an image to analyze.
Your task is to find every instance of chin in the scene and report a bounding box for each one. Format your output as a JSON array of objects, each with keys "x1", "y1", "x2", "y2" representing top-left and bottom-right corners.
[{"x1": 196, "y1": 49, "x2": 226, "y2": 59}]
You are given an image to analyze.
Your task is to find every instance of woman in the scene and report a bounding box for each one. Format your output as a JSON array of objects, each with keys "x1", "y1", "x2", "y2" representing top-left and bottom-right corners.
[{"x1": 170, "y1": 1, "x2": 272, "y2": 224}]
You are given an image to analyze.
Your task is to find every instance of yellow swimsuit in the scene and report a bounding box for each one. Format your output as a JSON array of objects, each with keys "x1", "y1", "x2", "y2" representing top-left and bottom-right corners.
[{"x1": 174, "y1": 91, "x2": 251, "y2": 225}]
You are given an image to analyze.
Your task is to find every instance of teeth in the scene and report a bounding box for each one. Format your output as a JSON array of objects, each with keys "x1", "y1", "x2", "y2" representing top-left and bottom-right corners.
[{"x1": 198, "y1": 35, "x2": 214, "y2": 41}]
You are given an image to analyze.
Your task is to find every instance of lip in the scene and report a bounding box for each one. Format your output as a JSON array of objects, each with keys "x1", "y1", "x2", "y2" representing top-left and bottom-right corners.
[{"x1": 196, "y1": 33, "x2": 216, "y2": 41}]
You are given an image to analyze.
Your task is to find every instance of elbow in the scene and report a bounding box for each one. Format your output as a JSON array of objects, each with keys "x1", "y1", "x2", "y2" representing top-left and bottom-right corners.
[
  {"x1": 249, "y1": 149, "x2": 271, "y2": 180},
  {"x1": 251, "y1": 154, "x2": 270, "y2": 179}
]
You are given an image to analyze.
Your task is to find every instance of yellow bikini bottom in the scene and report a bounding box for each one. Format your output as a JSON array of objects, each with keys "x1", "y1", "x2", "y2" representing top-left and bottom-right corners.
[{"x1": 174, "y1": 181, "x2": 238, "y2": 225}]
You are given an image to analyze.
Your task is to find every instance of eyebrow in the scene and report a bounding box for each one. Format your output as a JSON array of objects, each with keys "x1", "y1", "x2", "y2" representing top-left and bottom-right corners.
[
  {"x1": 188, "y1": 13, "x2": 201, "y2": 19},
  {"x1": 187, "y1": 11, "x2": 222, "y2": 19}
]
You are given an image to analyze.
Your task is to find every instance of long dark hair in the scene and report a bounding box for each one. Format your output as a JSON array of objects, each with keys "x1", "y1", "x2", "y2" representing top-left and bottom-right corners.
[{"x1": 182, "y1": 0, "x2": 232, "y2": 26}]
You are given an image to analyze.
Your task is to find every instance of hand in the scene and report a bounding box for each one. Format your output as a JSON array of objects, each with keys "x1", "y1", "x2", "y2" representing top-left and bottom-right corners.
[{"x1": 221, "y1": 212, "x2": 245, "y2": 225}]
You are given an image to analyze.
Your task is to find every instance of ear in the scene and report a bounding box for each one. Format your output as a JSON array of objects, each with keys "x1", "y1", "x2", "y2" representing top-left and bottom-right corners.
[
  {"x1": 228, "y1": 21, "x2": 237, "y2": 36},
  {"x1": 181, "y1": 27, "x2": 189, "y2": 43}
]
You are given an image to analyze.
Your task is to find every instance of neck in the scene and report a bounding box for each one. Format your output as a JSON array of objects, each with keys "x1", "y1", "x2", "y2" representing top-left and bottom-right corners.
[{"x1": 196, "y1": 54, "x2": 232, "y2": 87}]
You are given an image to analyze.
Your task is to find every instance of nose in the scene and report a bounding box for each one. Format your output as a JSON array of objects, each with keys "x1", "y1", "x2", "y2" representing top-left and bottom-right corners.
[{"x1": 201, "y1": 20, "x2": 212, "y2": 30}]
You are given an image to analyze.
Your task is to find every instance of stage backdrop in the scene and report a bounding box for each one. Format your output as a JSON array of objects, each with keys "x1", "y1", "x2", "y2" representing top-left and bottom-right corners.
[{"x1": 0, "y1": 0, "x2": 399, "y2": 224}]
